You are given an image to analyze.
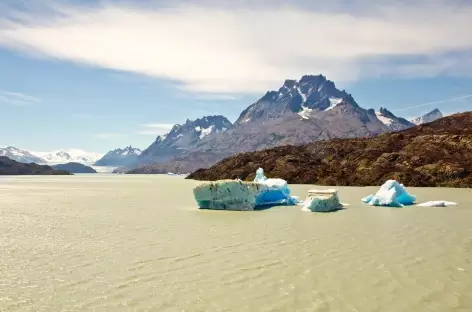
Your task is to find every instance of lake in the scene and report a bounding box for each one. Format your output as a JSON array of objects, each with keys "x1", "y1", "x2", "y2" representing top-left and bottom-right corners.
[{"x1": 1, "y1": 175, "x2": 471, "y2": 311}]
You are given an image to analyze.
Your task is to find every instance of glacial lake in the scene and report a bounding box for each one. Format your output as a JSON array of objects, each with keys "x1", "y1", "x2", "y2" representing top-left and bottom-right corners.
[{"x1": 1, "y1": 175, "x2": 471, "y2": 311}]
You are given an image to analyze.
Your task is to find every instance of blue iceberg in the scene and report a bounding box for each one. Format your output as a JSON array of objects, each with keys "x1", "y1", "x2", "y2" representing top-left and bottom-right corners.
[
  {"x1": 192, "y1": 168, "x2": 298, "y2": 210},
  {"x1": 253, "y1": 168, "x2": 299, "y2": 206},
  {"x1": 362, "y1": 180, "x2": 416, "y2": 207}
]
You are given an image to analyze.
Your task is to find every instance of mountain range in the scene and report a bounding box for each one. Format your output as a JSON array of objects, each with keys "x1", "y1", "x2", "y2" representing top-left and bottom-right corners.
[
  {"x1": 2, "y1": 74, "x2": 446, "y2": 170},
  {"x1": 0, "y1": 147, "x2": 103, "y2": 164},
  {"x1": 126, "y1": 75, "x2": 445, "y2": 173}
]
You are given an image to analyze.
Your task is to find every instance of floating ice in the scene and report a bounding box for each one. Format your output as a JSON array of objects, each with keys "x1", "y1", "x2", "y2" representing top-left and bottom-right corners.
[
  {"x1": 303, "y1": 189, "x2": 343, "y2": 212},
  {"x1": 253, "y1": 168, "x2": 299, "y2": 206},
  {"x1": 362, "y1": 180, "x2": 416, "y2": 207},
  {"x1": 192, "y1": 168, "x2": 298, "y2": 210},
  {"x1": 417, "y1": 201, "x2": 458, "y2": 207},
  {"x1": 193, "y1": 180, "x2": 262, "y2": 210}
]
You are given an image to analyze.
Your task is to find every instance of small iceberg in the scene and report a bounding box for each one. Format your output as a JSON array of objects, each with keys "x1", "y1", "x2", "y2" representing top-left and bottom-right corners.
[
  {"x1": 417, "y1": 201, "x2": 458, "y2": 207},
  {"x1": 362, "y1": 180, "x2": 416, "y2": 207},
  {"x1": 302, "y1": 189, "x2": 343, "y2": 212},
  {"x1": 192, "y1": 168, "x2": 298, "y2": 211}
]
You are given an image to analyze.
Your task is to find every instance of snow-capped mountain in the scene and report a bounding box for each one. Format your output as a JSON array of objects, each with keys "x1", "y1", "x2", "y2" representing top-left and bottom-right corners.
[
  {"x1": 94, "y1": 146, "x2": 142, "y2": 166},
  {"x1": 131, "y1": 74, "x2": 450, "y2": 174},
  {"x1": 236, "y1": 75, "x2": 356, "y2": 124},
  {"x1": 33, "y1": 149, "x2": 103, "y2": 164},
  {"x1": 375, "y1": 108, "x2": 415, "y2": 131},
  {"x1": 411, "y1": 108, "x2": 443, "y2": 125},
  {"x1": 0, "y1": 146, "x2": 46, "y2": 163},
  {"x1": 139, "y1": 115, "x2": 232, "y2": 163}
]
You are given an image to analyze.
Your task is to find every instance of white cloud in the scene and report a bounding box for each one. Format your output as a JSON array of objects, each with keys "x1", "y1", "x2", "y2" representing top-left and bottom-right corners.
[
  {"x1": 0, "y1": 1, "x2": 472, "y2": 94},
  {"x1": 138, "y1": 123, "x2": 174, "y2": 135},
  {"x1": 0, "y1": 90, "x2": 41, "y2": 105},
  {"x1": 93, "y1": 133, "x2": 124, "y2": 139}
]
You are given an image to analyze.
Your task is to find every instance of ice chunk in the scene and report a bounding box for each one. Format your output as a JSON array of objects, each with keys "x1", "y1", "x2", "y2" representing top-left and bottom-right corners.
[
  {"x1": 193, "y1": 180, "x2": 262, "y2": 211},
  {"x1": 303, "y1": 189, "x2": 343, "y2": 212},
  {"x1": 192, "y1": 168, "x2": 299, "y2": 210},
  {"x1": 254, "y1": 167, "x2": 267, "y2": 182},
  {"x1": 417, "y1": 201, "x2": 458, "y2": 207},
  {"x1": 253, "y1": 168, "x2": 298, "y2": 206},
  {"x1": 362, "y1": 180, "x2": 416, "y2": 207}
]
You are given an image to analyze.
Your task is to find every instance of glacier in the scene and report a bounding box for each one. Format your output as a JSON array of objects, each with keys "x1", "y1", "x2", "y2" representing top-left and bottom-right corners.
[
  {"x1": 362, "y1": 180, "x2": 416, "y2": 207},
  {"x1": 192, "y1": 168, "x2": 298, "y2": 210}
]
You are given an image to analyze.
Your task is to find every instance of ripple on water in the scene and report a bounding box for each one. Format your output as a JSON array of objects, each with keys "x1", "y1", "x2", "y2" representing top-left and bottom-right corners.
[{"x1": 0, "y1": 176, "x2": 471, "y2": 311}]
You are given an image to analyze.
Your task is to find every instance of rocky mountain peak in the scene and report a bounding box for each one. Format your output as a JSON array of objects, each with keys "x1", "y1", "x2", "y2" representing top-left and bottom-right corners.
[
  {"x1": 411, "y1": 108, "x2": 443, "y2": 125},
  {"x1": 94, "y1": 145, "x2": 142, "y2": 166},
  {"x1": 138, "y1": 115, "x2": 233, "y2": 163},
  {"x1": 235, "y1": 74, "x2": 355, "y2": 125},
  {"x1": 0, "y1": 146, "x2": 46, "y2": 163},
  {"x1": 375, "y1": 107, "x2": 415, "y2": 131}
]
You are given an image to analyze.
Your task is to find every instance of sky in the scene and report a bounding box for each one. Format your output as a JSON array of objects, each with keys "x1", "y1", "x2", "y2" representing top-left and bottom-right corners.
[{"x1": 0, "y1": 0, "x2": 471, "y2": 153}]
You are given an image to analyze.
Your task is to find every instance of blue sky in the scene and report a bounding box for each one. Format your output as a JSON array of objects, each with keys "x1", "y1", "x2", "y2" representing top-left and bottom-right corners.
[{"x1": 0, "y1": 0, "x2": 471, "y2": 153}]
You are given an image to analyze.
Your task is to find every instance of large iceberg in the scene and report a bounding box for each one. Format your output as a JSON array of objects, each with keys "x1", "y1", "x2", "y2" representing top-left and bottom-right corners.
[
  {"x1": 193, "y1": 180, "x2": 265, "y2": 210},
  {"x1": 362, "y1": 180, "x2": 416, "y2": 207},
  {"x1": 302, "y1": 189, "x2": 343, "y2": 212},
  {"x1": 192, "y1": 168, "x2": 298, "y2": 210}
]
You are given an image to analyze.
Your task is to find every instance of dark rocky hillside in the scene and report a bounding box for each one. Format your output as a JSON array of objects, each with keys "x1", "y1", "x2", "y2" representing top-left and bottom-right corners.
[
  {"x1": 52, "y1": 162, "x2": 96, "y2": 173},
  {"x1": 0, "y1": 157, "x2": 72, "y2": 175},
  {"x1": 187, "y1": 112, "x2": 472, "y2": 187}
]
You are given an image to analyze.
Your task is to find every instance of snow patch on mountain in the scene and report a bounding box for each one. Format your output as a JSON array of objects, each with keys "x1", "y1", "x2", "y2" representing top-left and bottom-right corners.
[
  {"x1": 375, "y1": 111, "x2": 394, "y2": 126},
  {"x1": 326, "y1": 97, "x2": 343, "y2": 111},
  {"x1": 298, "y1": 106, "x2": 313, "y2": 119},
  {"x1": 198, "y1": 125, "x2": 214, "y2": 139}
]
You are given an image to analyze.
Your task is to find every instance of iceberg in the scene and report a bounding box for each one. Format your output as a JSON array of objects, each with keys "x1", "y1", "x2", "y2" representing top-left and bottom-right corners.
[
  {"x1": 417, "y1": 201, "x2": 458, "y2": 207},
  {"x1": 253, "y1": 168, "x2": 299, "y2": 206},
  {"x1": 192, "y1": 168, "x2": 298, "y2": 210},
  {"x1": 362, "y1": 180, "x2": 416, "y2": 207},
  {"x1": 303, "y1": 189, "x2": 343, "y2": 212}
]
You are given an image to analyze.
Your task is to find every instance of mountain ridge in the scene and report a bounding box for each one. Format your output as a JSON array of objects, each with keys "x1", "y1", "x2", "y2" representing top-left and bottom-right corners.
[
  {"x1": 187, "y1": 112, "x2": 472, "y2": 187},
  {"x1": 130, "y1": 74, "x2": 443, "y2": 173},
  {"x1": 94, "y1": 146, "x2": 141, "y2": 166}
]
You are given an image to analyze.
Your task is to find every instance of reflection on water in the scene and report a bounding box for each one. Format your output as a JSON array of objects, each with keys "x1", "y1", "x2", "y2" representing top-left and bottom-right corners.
[{"x1": 0, "y1": 175, "x2": 471, "y2": 311}]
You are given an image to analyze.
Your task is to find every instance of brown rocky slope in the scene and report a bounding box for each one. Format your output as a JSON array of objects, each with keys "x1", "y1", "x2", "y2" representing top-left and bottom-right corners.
[{"x1": 187, "y1": 112, "x2": 472, "y2": 187}]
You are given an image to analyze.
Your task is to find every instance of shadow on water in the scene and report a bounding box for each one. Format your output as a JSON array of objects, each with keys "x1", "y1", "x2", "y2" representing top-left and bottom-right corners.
[{"x1": 253, "y1": 204, "x2": 281, "y2": 211}]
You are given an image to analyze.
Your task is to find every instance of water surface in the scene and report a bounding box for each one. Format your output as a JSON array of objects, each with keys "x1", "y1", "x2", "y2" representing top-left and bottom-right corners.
[{"x1": 1, "y1": 175, "x2": 471, "y2": 311}]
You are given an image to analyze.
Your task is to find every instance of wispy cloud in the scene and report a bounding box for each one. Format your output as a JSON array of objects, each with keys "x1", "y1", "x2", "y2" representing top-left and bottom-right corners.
[
  {"x1": 0, "y1": 90, "x2": 41, "y2": 106},
  {"x1": 138, "y1": 123, "x2": 174, "y2": 135},
  {"x1": 0, "y1": 1, "x2": 472, "y2": 94},
  {"x1": 73, "y1": 113, "x2": 140, "y2": 119},
  {"x1": 394, "y1": 94, "x2": 472, "y2": 112},
  {"x1": 93, "y1": 133, "x2": 124, "y2": 139}
]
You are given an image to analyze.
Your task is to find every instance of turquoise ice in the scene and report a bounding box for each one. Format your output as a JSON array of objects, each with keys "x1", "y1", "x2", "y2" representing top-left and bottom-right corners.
[
  {"x1": 362, "y1": 180, "x2": 416, "y2": 207},
  {"x1": 192, "y1": 168, "x2": 298, "y2": 210}
]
